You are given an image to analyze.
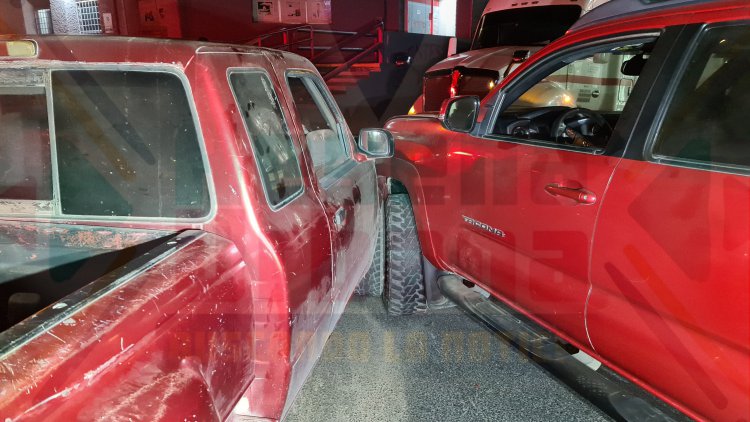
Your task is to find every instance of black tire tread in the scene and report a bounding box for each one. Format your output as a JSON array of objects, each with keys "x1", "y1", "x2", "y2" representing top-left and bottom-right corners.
[{"x1": 384, "y1": 194, "x2": 427, "y2": 316}]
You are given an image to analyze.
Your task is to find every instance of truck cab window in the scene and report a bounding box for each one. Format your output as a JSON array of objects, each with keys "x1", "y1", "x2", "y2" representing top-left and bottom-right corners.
[
  {"x1": 473, "y1": 5, "x2": 581, "y2": 49},
  {"x1": 493, "y1": 40, "x2": 654, "y2": 150},
  {"x1": 287, "y1": 75, "x2": 349, "y2": 179},
  {"x1": 53, "y1": 70, "x2": 210, "y2": 218},
  {"x1": 230, "y1": 71, "x2": 303, "y2": 208}
]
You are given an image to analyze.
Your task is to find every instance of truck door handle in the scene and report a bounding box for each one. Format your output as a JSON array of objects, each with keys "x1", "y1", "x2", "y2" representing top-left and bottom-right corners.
[
  {"x1": 333, "y1": 207, "x2": 347, "y2": 230},
  {"x1": 544, "y1": 184, "x2": 597, "y2": 205}
]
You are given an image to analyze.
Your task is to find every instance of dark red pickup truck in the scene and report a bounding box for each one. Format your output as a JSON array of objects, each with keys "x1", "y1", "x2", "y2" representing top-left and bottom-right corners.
[
  {"x1": 379, "y1": 0, "x2": 750, "y2": 420},
  {"x1": 0, "y1": 36, "x2": 392, "y2": 420}
]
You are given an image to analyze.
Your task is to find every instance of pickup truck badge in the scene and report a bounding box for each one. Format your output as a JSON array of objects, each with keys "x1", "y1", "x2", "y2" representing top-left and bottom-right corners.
[{"x1": 462, "y1": 215, "x2": 506, "y2": 238}]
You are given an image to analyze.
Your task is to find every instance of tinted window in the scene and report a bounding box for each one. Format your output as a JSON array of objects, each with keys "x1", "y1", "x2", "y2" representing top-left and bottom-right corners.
[
  {"x1": 0, "y1": 86, "x2": 51, "y2": 201},
  {"x1": 472, "y1": 6, "x2": 581, "y2": 50},
  {"x1": 229, "y1": 71, "x2": 303, "y2": 208},
  {"x1": 287, "y1": 75, "x2": 348, "y2": 178},
  {"x1": 653, "y1": 25, "x2": 750, "y2": 169},
  {"x1": 52, "y1": 70, "x2": 210, "y2": 218}
]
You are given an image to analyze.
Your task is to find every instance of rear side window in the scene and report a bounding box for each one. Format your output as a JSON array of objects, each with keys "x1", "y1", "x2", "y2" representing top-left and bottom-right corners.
[
  {"x1": 52, "y1": 70, "x2": 210, "y2": 218},
  {"x1": 229, "y1": 71, "x2": 303, "y2": 208},
  {"x1": 653, "y1": 25, "x2": 750, "y2": 170},
  {"x1": 0, "y1": 85, "x2": 51, "y2": 201}
]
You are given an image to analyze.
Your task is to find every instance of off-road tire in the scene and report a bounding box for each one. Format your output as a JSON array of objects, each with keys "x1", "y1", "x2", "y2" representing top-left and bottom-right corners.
[
  {"x1": 383, "y1": 194, "x2": 427, "y2": 315},
  {"x1": 354, "y1": 208, "x2": 385, "y2": 296}
]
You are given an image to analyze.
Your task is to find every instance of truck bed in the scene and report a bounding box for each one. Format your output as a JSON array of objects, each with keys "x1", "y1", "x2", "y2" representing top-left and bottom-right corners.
[{"x1": 0, "y1": 221, "x2": 176, "y2": 333}]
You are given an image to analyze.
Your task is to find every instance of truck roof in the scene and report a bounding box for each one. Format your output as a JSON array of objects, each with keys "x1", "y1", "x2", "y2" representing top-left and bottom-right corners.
[
  {"x1": 0, "y1": 35, "x2": 286, "y2": 68},
  {"x1": 482, "y1": 0, "x2": 598, "y2": 15},
  {"x1": 570, "y1": 0, "x2": 724, "y2": 32}
]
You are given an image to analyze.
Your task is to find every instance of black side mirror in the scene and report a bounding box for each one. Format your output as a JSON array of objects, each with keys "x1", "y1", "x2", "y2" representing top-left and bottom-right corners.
[
  {"x1": 439, "y1": 95, "x2": 480, "y2": 133},
  {"x1": 357, "y1": 128, "x2": 394, "y2": 159}
]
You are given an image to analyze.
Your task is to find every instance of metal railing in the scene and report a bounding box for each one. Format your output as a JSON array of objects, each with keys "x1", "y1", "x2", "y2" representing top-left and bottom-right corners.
[
  {"x1": 248, "y1": 24, "x2": 316, "y2": 57},
  {"x1": 245, "y1": 20, "x2": 384, "y2": 79}
]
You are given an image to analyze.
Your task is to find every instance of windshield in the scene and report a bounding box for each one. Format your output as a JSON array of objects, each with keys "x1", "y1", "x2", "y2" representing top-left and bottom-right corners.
[{"x1": 472, "y1": 5, "x2": 582, "y2": 50}]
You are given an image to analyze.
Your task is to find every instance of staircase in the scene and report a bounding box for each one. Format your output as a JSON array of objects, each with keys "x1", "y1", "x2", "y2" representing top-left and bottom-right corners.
[{"x1": 318, "y1": 63, "x2": 381, "y2": 94}]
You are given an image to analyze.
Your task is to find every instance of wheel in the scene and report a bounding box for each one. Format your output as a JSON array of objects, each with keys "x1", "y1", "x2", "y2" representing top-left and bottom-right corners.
[
  {"x1": 354, "y1": 207, "x2": 384, "y2": 296},
  {"x1": 383, "y1": 194, "x2": 427, "y2": 316}
]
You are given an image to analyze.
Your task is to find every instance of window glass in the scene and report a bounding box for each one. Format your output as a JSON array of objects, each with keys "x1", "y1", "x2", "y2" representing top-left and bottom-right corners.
[
  {"x1": 494, "y1": 40, "x2": 654, "y2": 149},
  {"x1": 287, "y1": 75, "x2": 348, "y2": 178},
  {"x1": 52, "y1": 70, "x2": 210, "y2": 218},
  {"x1": 653, "y1": 25, "x2": 750, "y2": 168},
  {"x1": 473, "y1": 6, "x2": 581, "y2": 50},
  {"x1": 229, "y1": 71, "x2": 303, "y2": 208},
  {"x1": 0, "y1": 86, "x2": 52, "y2": 201}
]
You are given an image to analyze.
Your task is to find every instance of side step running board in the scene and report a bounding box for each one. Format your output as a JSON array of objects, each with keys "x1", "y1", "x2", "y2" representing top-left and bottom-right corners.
[{"x1": 437, "y1": 275, "x2": 687, "y2": 422}]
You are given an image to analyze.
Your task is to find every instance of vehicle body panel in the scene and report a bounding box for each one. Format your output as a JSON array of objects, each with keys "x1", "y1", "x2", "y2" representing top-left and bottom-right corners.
[
  {"x1": 590, "y1": 160, "x2": 750, "y2": 421},
  {"x1": 0, "y1": 230, "x2": 252, "y2": 421}
]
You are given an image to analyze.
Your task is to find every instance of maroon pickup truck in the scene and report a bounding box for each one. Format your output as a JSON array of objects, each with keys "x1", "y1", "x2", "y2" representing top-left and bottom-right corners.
[
  {"x1": 379, "y1": 0, "x2": 750, "y2": 420},
  {"x1": 0, "y1": 36, "x2": 393, "y2": 420}
]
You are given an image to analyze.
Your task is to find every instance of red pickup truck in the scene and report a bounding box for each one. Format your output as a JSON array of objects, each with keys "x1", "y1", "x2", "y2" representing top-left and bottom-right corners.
[
  {"x1": 379, "y1": 0, "x2": 750, "y2": 420},
  {"x1": 0, "y1": 36, "x2": 392, "y2": 420}
]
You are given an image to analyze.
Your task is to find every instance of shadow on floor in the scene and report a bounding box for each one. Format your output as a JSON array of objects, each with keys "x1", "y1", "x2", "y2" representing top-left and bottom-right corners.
[{"x1": 286, "y1": 296, "x2": 611, "y2": 422}]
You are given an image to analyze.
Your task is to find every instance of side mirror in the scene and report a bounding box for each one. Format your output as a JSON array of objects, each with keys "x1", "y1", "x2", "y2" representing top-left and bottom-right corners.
[
  {"x1": 439, "y1": 95, "x2": 480, "y2": 133},
  {"x1": 357, "y1": 128, "x2": 394, "y2": 159}
]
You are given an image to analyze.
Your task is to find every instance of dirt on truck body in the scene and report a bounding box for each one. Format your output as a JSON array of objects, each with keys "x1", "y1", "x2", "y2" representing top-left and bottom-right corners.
[{"x1": 0, "y1": 36, "x2": 392, "y2": 421}]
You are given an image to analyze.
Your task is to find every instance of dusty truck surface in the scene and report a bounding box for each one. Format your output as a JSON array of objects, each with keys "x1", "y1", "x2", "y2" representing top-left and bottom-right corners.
[
  {"x1": 0, "y1": 36, "x2": 392, "y2": 420},
  {"x1": 380, "y1": 0, "x2": 750, "y2": 420},
  {"x1": 410, "y1": 0, "x2": 610, "y2": 115}
]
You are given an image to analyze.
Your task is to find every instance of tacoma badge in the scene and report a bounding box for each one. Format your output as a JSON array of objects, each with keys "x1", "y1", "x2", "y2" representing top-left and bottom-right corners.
[{"x1": 462, "y1": 215, "x2": 506, "y2": 238}]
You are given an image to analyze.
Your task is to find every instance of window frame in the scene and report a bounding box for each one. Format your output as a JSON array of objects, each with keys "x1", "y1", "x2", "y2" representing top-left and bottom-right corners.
[
  {"x1": 227, "y1": 67, "x2": 305, "y2": 211},
  {"x1": 483, "y1": 32, "x2": 663, "y2": 156},
  {"x1": 284, "y1": 69, "x2": 355, "y2": 185},
  {"x1": 0, "y1": 64, "x2": 217, "y2": 223},
  {"x1": 644, "y1": 22, "x2": 750, "y2": 176},
  {"x1": 0, "y1": 80, "x2": 54, "y2": 216}
]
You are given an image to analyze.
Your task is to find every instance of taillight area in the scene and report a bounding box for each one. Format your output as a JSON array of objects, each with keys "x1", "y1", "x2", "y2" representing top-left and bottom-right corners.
[
  {"x1": 423, "y1": 67, "x2": 500, "y2": 113},
  {"x1": 423, "y1": 72, "x2": 453, "y2": 113},
  {"x1": 449, "y1": 69, "x2": 460, "y2": 98}
]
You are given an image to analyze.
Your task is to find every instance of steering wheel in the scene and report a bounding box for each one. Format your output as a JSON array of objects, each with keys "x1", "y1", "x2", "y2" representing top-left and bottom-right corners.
[{"x1": 551, "y1": 108, "x2": 612, "y2": 146}]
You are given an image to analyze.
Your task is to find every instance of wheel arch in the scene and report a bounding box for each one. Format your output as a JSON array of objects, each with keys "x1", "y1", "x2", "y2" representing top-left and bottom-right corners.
[{"x1": 376, "y1": 158, "x2": 444, "y2": 271}]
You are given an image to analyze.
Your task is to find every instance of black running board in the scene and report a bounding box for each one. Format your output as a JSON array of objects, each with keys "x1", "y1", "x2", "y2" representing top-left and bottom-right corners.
[{"x1": 437, "y1": 275, "x2": 687, "y2": 422}]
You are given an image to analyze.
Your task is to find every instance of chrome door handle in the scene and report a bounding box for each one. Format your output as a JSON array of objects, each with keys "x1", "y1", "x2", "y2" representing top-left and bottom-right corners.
[
  {"x1": 333, "y1": 207, "x2": 347, "y2": 230},
  {"x1": 544, "y1": 184, "x2": 597, "y2": 205}
]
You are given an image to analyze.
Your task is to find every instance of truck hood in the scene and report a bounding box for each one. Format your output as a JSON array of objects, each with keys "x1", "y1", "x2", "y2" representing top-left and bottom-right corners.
[{"x1": 427, "y1": 46, "x2": 545, "y2": 74}]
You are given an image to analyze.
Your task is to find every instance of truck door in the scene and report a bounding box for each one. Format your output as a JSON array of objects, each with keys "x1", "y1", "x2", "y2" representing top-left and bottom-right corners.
[
  {"x1": 440, "y1": 33, "x2": 665, "y2": 344},
  {"x1": 588, "y1": 24, "x2": 750, "y2": 420},
  {"x1": 216, "y1": 52, "x2": 336, "y2": 417},
  {"x1": 280, "y1": 68, "x2": 378, "y2": 316}
]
